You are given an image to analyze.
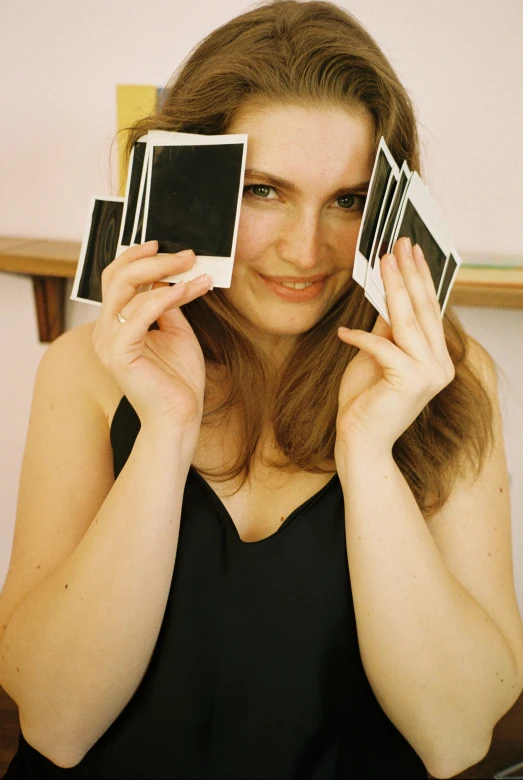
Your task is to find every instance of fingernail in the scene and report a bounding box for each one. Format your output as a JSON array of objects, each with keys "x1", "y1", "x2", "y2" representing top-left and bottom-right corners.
[
  {"x1": 402, "y1": 236, "x2": 412, "y2": 254},
  {"x1": 143, "y1": 240, "x2": 158, "y2": 248},
  {"x1": 412, "y1": 243, "x2": 424, "y2": 261},
  {"x1": 177, "y1": 249, "x2": 194, "y2": 258},
  {"x1": 190, "y1": 273, "x2": 209, "y2": 284}
]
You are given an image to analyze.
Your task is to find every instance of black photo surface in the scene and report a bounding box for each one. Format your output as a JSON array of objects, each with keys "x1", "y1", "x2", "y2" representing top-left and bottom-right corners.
[
  {"x1": 358, "y1": 150, "x2": 392, "y2": 261},
  {"x1": 437, "y1": 252, "x2": 459, "y2": 307},
  {"x1": 144, "y1": 143, "x2": 245, "y2": 255},
  {"x1": 377, "y1": 168, "x2": 410, "y2": 259},
  {"x1": 77, "y1": 199, "x2": 123, "y2": 302},
  {"x1": 395, "y1": 200, "x2": 447, "y2": 294},
  {"x1": 121, "y1": 141, "x2": 147, "y2": 246},
  {"x1": 368, "y1": 175, "x2": 397, "y2": 270}
]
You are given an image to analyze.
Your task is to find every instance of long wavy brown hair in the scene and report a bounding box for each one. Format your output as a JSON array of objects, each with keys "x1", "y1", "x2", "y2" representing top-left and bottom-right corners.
[{"x1": 125, "y1": 0, "x2": 494, "y2": 519}]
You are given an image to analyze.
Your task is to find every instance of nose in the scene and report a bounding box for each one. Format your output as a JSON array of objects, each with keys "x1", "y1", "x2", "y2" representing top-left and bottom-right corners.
[{"x1": 276, "y1": 208, "x2": 324, "y2": 270}]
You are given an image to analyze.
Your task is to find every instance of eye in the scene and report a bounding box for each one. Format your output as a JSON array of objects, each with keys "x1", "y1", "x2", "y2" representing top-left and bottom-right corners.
[
  {"x1": 244, "y1": 184, "x2": 277, "y2": 199},
  {"x1": 336, "y1": 193, "x2": 366, "y2": 211}
]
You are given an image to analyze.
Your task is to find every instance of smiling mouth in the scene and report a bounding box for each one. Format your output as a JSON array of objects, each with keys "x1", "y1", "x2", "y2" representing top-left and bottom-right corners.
[
  {"x1": 258, "y1": 273, "x2": 330, "y2": 302},
  {"x1": 261, "y1": 274, "x2": 330, "y2": 288},
  {"x1": 275, "y1": 280, "x2": 315, "y2": 289}
]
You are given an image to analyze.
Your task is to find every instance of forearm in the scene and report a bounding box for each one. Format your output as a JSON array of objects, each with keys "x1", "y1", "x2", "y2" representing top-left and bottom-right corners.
[
  {"x1": 335, "y1": 438, "x2": 520, "y2": 776},
  {"x1": 0, "y1": 422, "x2": 198, "y2": 765}
]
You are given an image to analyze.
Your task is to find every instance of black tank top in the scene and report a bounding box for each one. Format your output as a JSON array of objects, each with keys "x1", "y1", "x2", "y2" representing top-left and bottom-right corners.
[{"x1": 5, "y1": 396, "x2": 426, "y2": 779}]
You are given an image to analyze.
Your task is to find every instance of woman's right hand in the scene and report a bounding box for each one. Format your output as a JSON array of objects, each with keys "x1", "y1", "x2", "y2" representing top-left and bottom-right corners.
[{"x1": 92, "y1": 240, "x2": 213, "y2": 429}]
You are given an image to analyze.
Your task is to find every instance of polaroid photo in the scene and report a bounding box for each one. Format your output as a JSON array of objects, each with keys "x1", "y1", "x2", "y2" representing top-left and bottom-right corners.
[
  {"x1": 437, "y1": 248, "x2": 462, "y2": 316},
  {"x1": 116, "y1": 135, "x2": 148, "y2": 255},
  {"x1": 133, "y1": 143, "x2": 151, "y2": 247},
  {"x1": 132, "y1": 131, "x2": 203, "y2": 249},
  {"x1": 352, "y1": 136, "x2": 399, "y2": 289},
  {"x1": 141, "y1": 130, "x2": 248, "y2": 287},
  {"x1": 391, "y1": 172, "x2": 453, "y2": 298},
  {"x1": 71, "y1": 195, "x2": 124, "y2": 305},
  {"x1": 119, "y1": 131, "x2": 204, "y2": 253},
  {"x1": 367, "y1": 161, "x2": 412, "y2": 308},
  {"x1": 366, "y1": 172, "x2": 454, "y2": 325},
  {"x1": 362, "y1": 164, "x2": 401, "y2": 314}
]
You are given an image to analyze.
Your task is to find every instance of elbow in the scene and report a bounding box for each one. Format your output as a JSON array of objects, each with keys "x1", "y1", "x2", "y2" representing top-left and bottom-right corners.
[
  {"x1": 20, "y1": 713, "x2": 89, "y2": 769},
  {"x1": 423, "y1": 733, "x2": 492, "y2": 779},
  {"x1": 22, "y1": 734, "x2": 86, "y2": 769}
]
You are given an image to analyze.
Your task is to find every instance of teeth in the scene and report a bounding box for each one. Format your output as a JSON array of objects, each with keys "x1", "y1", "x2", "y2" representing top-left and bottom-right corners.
[{"x1": 279, "y1": 281, "x2": 315, "y2": 289}]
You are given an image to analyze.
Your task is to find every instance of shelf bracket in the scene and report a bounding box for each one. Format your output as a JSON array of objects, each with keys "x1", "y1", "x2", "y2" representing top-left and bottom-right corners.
[{"x1": 31, "y1": 275, "x2": 66, "y2": 343}]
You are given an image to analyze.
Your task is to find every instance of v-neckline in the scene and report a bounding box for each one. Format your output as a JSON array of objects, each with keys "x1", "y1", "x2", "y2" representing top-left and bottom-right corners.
[{"x1": 189, "y1": 465, "x2": 339, "y2": 545}]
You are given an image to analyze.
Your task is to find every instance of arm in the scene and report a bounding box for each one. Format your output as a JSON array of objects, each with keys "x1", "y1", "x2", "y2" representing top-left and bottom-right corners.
[
  {"x1": 0, "y1": 242, "x2": 213, "y2": 767},
  {"x1": 0, "y1": 324, "x2": 200, "y2": 767},
  {"x1": 335, "y1": 340, "x2": 523, "y2": 779}
]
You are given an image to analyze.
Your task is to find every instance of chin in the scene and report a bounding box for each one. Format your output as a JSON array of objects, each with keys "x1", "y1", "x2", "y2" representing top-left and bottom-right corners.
[{"x1": 252, "y1": 314, "x2": 321, "y2": 337}]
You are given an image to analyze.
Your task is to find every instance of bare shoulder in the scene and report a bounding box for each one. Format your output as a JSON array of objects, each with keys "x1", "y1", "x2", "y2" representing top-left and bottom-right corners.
[{"x1": 38, "y1": 320, "x2": 122, "y2": 424}]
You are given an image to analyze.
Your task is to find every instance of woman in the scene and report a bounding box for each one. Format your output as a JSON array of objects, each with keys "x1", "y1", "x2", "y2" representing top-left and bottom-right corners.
[{"x1": 1, "y1": 1, "x2": 522, "y2": 778}]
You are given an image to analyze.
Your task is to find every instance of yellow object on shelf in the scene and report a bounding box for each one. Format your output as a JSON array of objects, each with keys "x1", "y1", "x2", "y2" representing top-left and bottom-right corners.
[{"x1": 116, "y1": 85, "x2": 158, "y2": 195}]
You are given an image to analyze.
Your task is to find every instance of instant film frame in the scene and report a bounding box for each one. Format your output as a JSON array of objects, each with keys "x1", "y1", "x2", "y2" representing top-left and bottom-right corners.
[
  {"x1": 368, "y1": 162, "x2": 412, "y2": 303},
  {"x1": 117, "y1": 136, "x2": 148, "y2": 254},
  {"x1": 131, "y1": 147, "x2": 150, "y2": 248},
  {"x1": 142, "y1": 130, "x2": 248, "y2": 287},
  {"x1": 391, "y1": 172, "x2": 453, "y2": 300},
  {"x1": 362, "y1": 165, "x2": 401, "y2": 316},
  {"x1": 437, "y1": 249, "x2": 462, "y2": 315},
  {"x1": 363, "y1": 172, "x2": 454, "y2": 325},
  {"x1": 353, "y1": 137, "x2": 399, "y2": 289},
  {"x1": 130, "y1": 132, "x2": 201, "y2": 251},
  {"x1": 71, "y1": 195, "x2": 124, "y2": 305}
]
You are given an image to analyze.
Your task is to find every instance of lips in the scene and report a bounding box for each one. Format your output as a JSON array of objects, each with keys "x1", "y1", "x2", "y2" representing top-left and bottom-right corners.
[
  {"x1": 262, "y1": 273, "x2": 329, "y2": 283},
  {"x1": 259, "y1": 273, "x2": 328, "y2": 302}
]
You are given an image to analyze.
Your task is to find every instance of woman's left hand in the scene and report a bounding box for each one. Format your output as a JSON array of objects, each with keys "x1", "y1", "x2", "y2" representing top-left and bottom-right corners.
[{"x1": 335, "y1": 237, "x2": 455, "y2": 452}]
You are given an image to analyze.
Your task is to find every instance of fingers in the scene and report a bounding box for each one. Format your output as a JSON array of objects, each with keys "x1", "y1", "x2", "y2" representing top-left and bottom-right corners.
[
  {"x1": 389, "y1": 239, "x2": 440, "y2": 319},
  {"x1": 111, "y1": 275, "x2": 212, "y2": 348},
  {"x1": 93, "y1": 241, "x2": 212, "y2": 365},
  {"x1": 380, "y1": 241, "x2": 431, "y2": 363},
  {"x1": 100, "y1": 242, "x2": 196, "y2": 319},
  {"x1": 94, "y1": 273, "x2": 212, "y2": 370},
  {"x1": 381, "y1": 238, "x2": 446, "y2": 359},
  {"x1": 411, "y1": 243, "x2": 441, "y2": 314},
  {"x1": 338, "y1": 323, "x2": 413, "y2": 376}
]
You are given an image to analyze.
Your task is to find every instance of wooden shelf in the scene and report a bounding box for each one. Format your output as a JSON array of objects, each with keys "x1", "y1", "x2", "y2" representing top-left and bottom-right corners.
[
  {"x1": 0, "y1": 236, "x2": 80, "y2": 278},
  {"x1": 0, "y1": 237, "x2": 80, "y2": 342},
  {"x1": 0, "y1": 236, "x2": 522, "y2": 342},
  {"x1": 450, "y1": 265, "x2": 523, "y2": 309}
]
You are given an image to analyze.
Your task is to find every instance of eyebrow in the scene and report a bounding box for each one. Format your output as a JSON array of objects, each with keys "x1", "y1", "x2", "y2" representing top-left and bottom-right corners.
[{"x1": 244, "y1": 168, "x2": 370, "y2": 199}]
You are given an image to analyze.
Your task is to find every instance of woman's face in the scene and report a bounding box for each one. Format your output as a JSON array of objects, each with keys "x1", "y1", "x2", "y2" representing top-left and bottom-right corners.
[{"x1": 225, "y1": 101, "x2": 375, "y2": 362}]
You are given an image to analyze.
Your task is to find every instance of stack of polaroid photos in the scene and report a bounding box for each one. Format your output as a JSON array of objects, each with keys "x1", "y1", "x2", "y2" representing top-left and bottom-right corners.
[
  {"x1": 353, "y1": 137, "x2": 462, "y2": 323},
  {"x1": 71, "y1": 130, "x2": 248, "y2": 305}
]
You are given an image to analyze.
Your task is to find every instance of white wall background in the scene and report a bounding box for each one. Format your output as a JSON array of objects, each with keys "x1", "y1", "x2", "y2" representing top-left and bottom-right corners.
[{"x1": 0, "y1": 1, "x2": 522, "y2": 604}]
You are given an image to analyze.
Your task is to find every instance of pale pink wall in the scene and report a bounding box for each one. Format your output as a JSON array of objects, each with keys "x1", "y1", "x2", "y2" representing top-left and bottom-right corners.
[{"x1": 1, "y1": 1, "x2": 522, "y2": 599}]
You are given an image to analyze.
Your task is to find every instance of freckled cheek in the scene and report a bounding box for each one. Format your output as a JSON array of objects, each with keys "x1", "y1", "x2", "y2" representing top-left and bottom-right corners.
[
  {"x1": 233, "y1": 207, "x2": 362, "y2": 272},
  {"x1": 234, "y1": 208, "x2": 282, "y2": 266},
  {"x1": 335, "y1": 221, "x2": 361, "y2": 269}
]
